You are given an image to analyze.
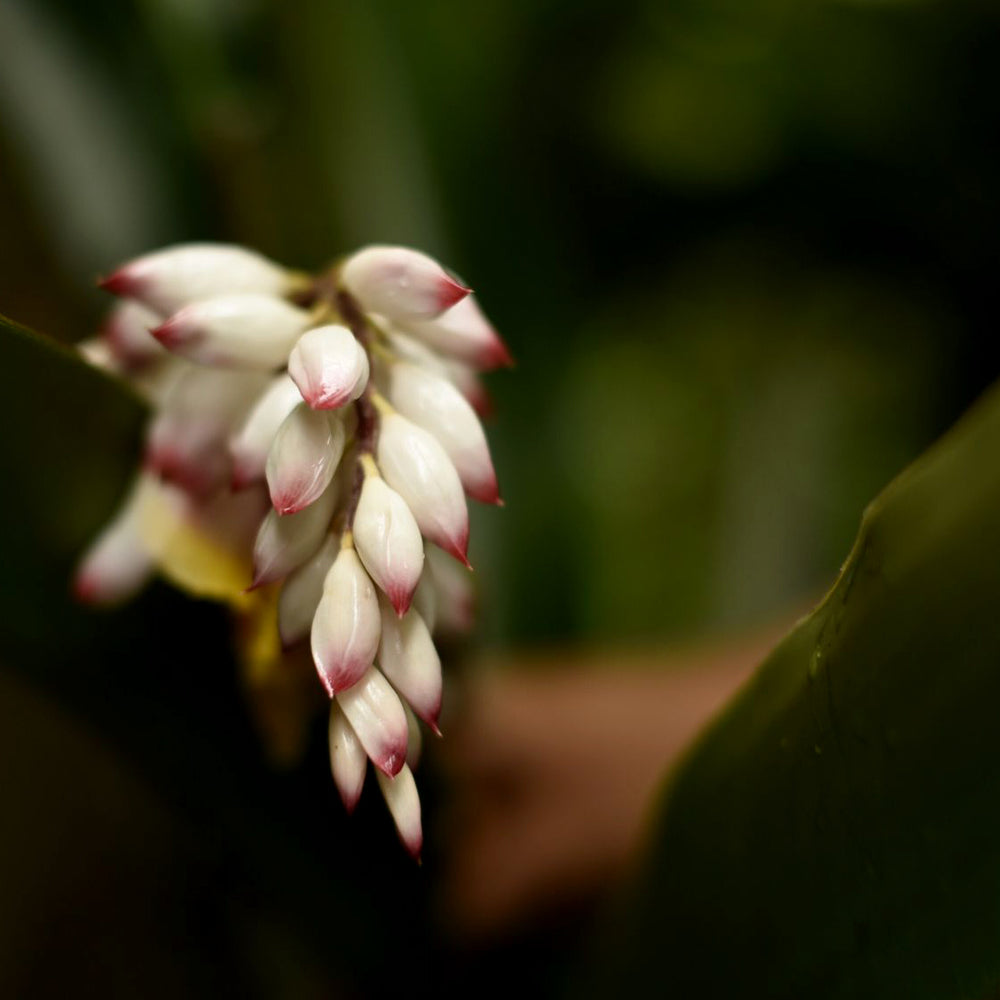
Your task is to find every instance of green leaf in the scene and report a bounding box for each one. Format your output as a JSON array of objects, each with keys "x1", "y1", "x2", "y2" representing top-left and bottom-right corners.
[
  {"x1": 591, "y1": 378, "x2": 1000, "y2": 999},
  {"x1": 0, "y1": 313, "x2": 428, "y2": 991},
  {"x1": 0, "y1": 312, "x2": 145, "y2": 654}
]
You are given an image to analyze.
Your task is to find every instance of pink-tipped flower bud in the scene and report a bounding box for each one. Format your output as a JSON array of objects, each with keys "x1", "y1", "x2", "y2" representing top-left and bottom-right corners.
[
  {"x1": 396, "y1": 295, "x2": 512, "y2": 370},
  {"x1": 336, "y1": 665, "x2": 409, "y2": 777},
  {"x1": 102, "y1": 300, "x2": 166, "y2": 371},
  {"x1": 73, "y1": 474, "x2": 160, "y2": 605},
  {"x1": 265, "y1": 404, "x2": 346, "y2": 515},
  {"x1": 444, "y1": 360, "x2": 494, "y2": 418},
  {"x1": 403, "y1": 703, "x2": 423, "y2": 769},
  {"x1": 229, "y1": 374, "x2": 303, "y2": 490},
  {"x1": 340, "y1": 245, "x2": 470, "y2": 323},
  {"x1": 311, "y1": 537, "x2": 381, "y2": 695},
  {"x1": 382, "y1": 330, "x2": 495, "y2": 416},
  {"x1": 146, "y1": 367, "x2": 268, "y2": 497},
  {"x1": 287, "y1": 324, "x2": 370, "y2": 410},
  {"x1": 425, "y1": 545, "x2": 476, "y2": 636},
  {"x1": 377, "y1": 598, "x2": 442, "y2": 731},
  {"x1": 328, "y1": 702, "x2": 368, "y2": 813},
  {"x1": 99, "y1": 243, "x2": 292, "y2": 315},
  {"x1": 387, "y1": 361, "x2": 500, "y2": 504},
  {"x1": 383, "y1": 328, "x2": 449, "y2": 372},
  {"x1": 278, "y1": 534, "x2": 337, "y2": 647},
  {"x1": 375, "y1": 764, "x2": 423, "y2": 859},
  {"x1": 411, "y1": 569, "x2": 438, "y2": 633},
  {"x1": 250, "y1": 478, "x2": 338, "y2": 589},
  {"x1": 376, "y1": 410, "x2": 470, "y2": 565},
  {"x1": 151, "y1": 294, "x2": 311, "y2": 370},
  {"x1": 352, "y1": 456, "x2": 424, "y2": 616}
]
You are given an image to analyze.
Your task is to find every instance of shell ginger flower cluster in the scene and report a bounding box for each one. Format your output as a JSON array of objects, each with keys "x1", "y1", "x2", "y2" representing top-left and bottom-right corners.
[{"x1": 75, "y1": 242, "x2": 510, "y2": 858}]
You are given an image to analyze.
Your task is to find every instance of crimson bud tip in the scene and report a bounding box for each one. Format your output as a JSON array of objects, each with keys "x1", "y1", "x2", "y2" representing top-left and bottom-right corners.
[
  {"x1": 438, "y1": 275, "x2": 472, "y2": 312},
  {"x1": 97, "y1": 268, "x2": 139, "y2": 298}
]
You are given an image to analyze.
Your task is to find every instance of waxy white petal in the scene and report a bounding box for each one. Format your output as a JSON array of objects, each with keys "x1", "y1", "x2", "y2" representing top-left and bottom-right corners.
[
  {"x1": 397, "y1": 295, "x2": 512, "y2": 370},
  {"x1": 73, "y1": 474, "x2": 158, "y2": 604},
  {"x1": 278, "y1": 534, "x2": 338, "y2": 647},
  {"x1": 266, "y1": 404, "x2": 346, "y2": 515},
  {"x1": 336, "y1": 666, "x2": 408, "y2": 777},
  {"x1": 230, "y1": 374, "x2": 303, "y2": 490},
  {"x1": 288, "y1": 324, "x2": 370, "y2": 410},
  {"x1": 152, "y1": 294, "x2": 311, "y2": 369},
  {"x1": 425, "y1": 545, "x2": 476, "y2": 635},
  {"x1": 340, "y1": 245, "x2": 470, "y2": 323},
  {"x1": 102, "y1": 300, "x2": 166, "y2": 370},
  {"x1": 251, "y1": 479, "x2": 338, "y2": 589},
  {"x1": 388, "y1": 361, "x2": 500, "y2": 504},
  {"x1": 353, "y1": 468, "x2": 424, "y2": 616},
  {"x1": 377, "y1": 411, "x2": 470, "y2": 564},
  {"x1": 311, "y1": 541, "x2": 381, "y2": 694},
  {"x1": 378, "y1": 599, "x2": 442, "y2": 731},
  {"x1": 328, "y1": 702, "x2": 367, "y2": 813},
  {"x1": 146, "y1": 367, "x2": 268, "y2": 497},
  {"x1": 99, "y1": 243, "x2": 292, "y2": 314},
  {"x1": 375, "y1": 764, "x2": 423, "y2": 859}
]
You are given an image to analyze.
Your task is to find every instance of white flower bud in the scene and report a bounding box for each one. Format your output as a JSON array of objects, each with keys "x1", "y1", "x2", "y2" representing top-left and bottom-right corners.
[
  {"x1": 146, "y1": 367, "x2": 268, "y2": 497},
  {"x1": 340, "y1": 245, "x2": 470, "y2": 323},
  {"x1": 73, "y1": 474, "x2": 160, "y2": 604},
  {"x1": 328, "y1": 702, "x2": 367, "y2": 813},
  {"x1": 388, "y1": 361, "x2": 500, "y2": 504},
  {"x1": 287, "y1": 324, "x2": 370, "y2": 410},
  {"x1": 251, "y1": 478, "x2": 338, "y2": 589},
  {"x1": 99, "y1": 243, "x2": 293, "y2": 315},
  {"x1": 102, "y1": 300, "x2": 166, "y2": 370},
  {"x1": 377, "y1": 598, "x2": 442, "y2": 731},
  {"x1": 278, "y1": 533, "x2": 338, "y2": 647},
  {"x1": 376, "y1": 410, "x2": 470, "y2": 565},
  {"x1": 411, "y1": 569, "x2": 438, "y2": 633},
  {"x1": 383, "y1": 329, "x2": 494, "y2": 415},
  {"x1": 396, "y1": 295, "x2": 512, "y2": 370},
  {"x1": 229, "y1": 374, "x2": 304, "y2": 490},
  {"x1": 425, "y1": 545, "x2": 476, "y2": 636},
  {"x1": 151, "y1": 294, "x2": 312, "y2": 370},
  {"x1": 336, "y1": 665, "x2": 409, "y2": 777},
  {"x1": 265, "y1": 404, "x2": 346, "y2": 515},
  {"x1": 443, "y1": 360, "x2": 493, "y2": 418},
  {"x1": 352, "y1": 458, "x2": 424, "y2": 616},
  {"x1": 404, "y1": 703, "x2": 423, "y2": 769},
  {"x1": 311, "y1": 538, "x2": 381, "y2": 695},
  {"x1": 383, "y1": 327, "x2": 449, "y2": 374},
  {"x1": 376, "y1": 764, "x2": 423, "y2": 859}
]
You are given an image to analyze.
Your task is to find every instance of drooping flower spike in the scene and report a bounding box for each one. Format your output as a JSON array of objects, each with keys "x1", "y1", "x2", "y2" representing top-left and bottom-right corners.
[{"x1": 76, "y1": 242, "x2": 509, "y2": 857}]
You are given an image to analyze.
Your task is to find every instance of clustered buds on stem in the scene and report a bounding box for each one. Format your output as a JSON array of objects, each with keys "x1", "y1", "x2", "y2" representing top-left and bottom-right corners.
[{"x1": 76, "y1": 242, "x2": 511, "y2": 858}]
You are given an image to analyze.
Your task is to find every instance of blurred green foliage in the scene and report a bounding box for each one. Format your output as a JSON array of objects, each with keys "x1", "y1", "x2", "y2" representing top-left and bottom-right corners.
[{"x1": 1, "y1": 0, "x2": 999, "y2": 995}]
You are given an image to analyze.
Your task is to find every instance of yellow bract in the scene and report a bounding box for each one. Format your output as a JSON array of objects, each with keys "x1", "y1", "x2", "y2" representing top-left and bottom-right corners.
[{"x1": 135, "y1": 480, "x2": 253, "y2": 605}]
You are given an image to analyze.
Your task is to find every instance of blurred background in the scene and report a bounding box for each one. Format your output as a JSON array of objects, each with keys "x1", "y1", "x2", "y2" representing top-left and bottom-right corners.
[{"x1": 0, "y1": 0, "x2": 997, "y2": 995}]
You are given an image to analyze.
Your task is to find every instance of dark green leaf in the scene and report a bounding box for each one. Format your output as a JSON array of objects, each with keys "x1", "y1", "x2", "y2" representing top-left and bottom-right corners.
[
  {"x1": 592, "y1": 378, "x2": 1000, "y2": 1000},
  {"x1": 0, "y1": 312, "x2": 429, "y2": 992}
]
